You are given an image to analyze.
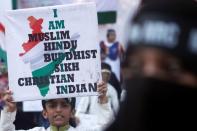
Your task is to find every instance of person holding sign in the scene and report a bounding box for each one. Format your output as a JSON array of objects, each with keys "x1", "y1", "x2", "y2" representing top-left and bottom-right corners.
[
  {"x1": 0, "y1": 82, "x2": 113, "y2": 131},
  {"x1": 76, "y1": 63, "x2": 119, "y2": 117}
]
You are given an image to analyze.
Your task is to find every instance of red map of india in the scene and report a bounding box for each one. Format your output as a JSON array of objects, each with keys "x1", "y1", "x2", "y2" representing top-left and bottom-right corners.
[{"x1": 19, "y1": 16, "x2": 43, "y2": 56}]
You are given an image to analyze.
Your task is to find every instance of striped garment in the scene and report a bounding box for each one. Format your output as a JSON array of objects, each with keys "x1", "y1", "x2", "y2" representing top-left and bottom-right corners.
[{"x1": 0, "y1": 22, "x2": 7, "y2": 64}]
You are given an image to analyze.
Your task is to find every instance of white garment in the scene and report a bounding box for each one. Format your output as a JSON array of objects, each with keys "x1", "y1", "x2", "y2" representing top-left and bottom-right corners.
[
  {"x1": 106, "y1": 84, "x2": 119, "y2": 115},
  {"x1": 104, "y1": 41, "x2": 121, "y2": 81},
  {"x1": 120, "y1": 89, "x2": 127, "y2": 102},
  {"x1": 76, "y1": 84, "x2": 119, "y2": 116},
  {"x1": 0, "y1": 102, "x2": 112, "y2": 131}
]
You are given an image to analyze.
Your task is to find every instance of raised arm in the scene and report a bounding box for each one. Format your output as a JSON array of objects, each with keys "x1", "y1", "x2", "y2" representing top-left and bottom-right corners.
[{"x1": 0, "y1": 90, "x2": 18, "y2": 131}]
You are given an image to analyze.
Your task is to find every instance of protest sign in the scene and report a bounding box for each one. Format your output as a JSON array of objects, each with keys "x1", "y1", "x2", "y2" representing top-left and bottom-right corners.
[{"x1": 5, "y1": 3, "x2": 101, "y2": 101}]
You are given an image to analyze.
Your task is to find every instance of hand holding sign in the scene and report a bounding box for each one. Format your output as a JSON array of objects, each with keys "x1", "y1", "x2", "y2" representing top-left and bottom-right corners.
[
  {"x1": 5, "y1": 3, "x2": 101, "y2": 101},
  {"x1": 1, "y1": 90, "x2": 16, "y2": 112},
  {"x1": 97, "y1": 81, "x2": 108, "y2": 104}
]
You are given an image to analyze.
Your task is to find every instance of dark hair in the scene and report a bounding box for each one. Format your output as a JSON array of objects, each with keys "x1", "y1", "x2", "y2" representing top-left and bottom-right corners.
[
  {"x1": 101, "y1": 62, "x2": 112, "y2": 71},
  {"x1": 107, "y1": 29, "x2": 116, "y2": 38},
  {"x1": 42, "y1": 98, "x2": 76, "y2": 110}
]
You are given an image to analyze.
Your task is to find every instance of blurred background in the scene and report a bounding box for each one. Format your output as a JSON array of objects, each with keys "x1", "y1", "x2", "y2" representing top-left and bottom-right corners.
[{"x1": 0, "y1": 0, "x2": 140, "y2": 44}]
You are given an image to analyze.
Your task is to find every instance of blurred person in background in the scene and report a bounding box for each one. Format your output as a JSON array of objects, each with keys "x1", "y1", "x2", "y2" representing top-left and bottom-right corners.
[
  {"x1": 100, "y1": 44, "x2": 122, "y2": 99},
  {"x1": 77, "y1": 63, "x2": 119, "y2": 117},
  {"x1": 100, "y1": 29, "x2": 124, "y2": 82},
  {"x1": 106, "y1": 0, "x2": 197, "y2": 130},
  {"x1": 101, "y1": 62, "x2": 119, "y2": 115}
]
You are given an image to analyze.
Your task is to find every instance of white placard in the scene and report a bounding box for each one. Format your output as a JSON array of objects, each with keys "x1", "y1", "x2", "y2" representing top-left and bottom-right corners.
[{"x1": 5, "y1": 3, "x2": 101, "y2": 101}]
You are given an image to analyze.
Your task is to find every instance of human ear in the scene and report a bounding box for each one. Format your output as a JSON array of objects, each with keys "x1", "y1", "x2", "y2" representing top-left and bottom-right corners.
[
  {"x1": 42, "y1": 110, "x2": 48, "y2": 119},
  {"x1": 69, "y1": 109, "x2": 74, "y2": 118}
]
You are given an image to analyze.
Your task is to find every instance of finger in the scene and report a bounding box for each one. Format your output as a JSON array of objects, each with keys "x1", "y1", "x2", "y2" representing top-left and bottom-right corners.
[
  {"x1": 3, "y1": 93, "x2": 13, "y2": 102},
  {"x1": 98, "y1": 88, "x2": 107, "y2": 96},
  {"x1": 97, "y1": 81, "x2": 105, "y2": 87},
  {"x1": 3, "y1": 96, "x2": 11, "y2": 102},
  {"x1": 6, "y1": 90, "x2": 13, "y2": 94},
  {"x1": 97, "y1": 81, "x2": 106, "y2": 87},
  {"x1": 3, "y1": 90, "x2": 12, "y2": 97},
  {"x1": 98, "y1": 87, "x2": 105, "y2": 93},
  {"x1": 101, "y1": 88, "x2": 107, "y2": 94},
  {"x1": 98, "y1": 83, "x2": 107, "y2": 90},
  {"x1": 3, "y1": 90, "x2": 12, "y2": 96},
  {"x1": 102, "y1": 88, "x2": 107, "y2": 92},
  {"x1": 5, "y1": 101, "x2": 15, "y2": 106}
]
